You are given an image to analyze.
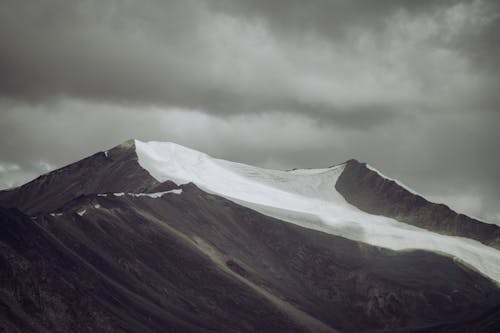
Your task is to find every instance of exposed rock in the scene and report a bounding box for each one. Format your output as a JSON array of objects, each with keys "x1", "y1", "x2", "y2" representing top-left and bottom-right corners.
[
  {"x1": 335, "y1": 159, "x2": 500, "y2": 249},
  {"x1": 1, "y1": 184, "x2": 499, "y2": 332},
  {"x1": 1, "y1": 144, "x2": 499, "y2": 332},
  {"x1": 0, "y1": 142, "x2": 158, "y2": 215}
]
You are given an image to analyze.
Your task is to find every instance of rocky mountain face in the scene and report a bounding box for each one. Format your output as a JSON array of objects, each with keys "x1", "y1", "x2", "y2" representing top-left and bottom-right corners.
[
  {"x1": 335, "y1": 159, "x2": 500, "y2": 249},
  {"x1": 0, "y1": 140, "x2": 159, "y2": 215},
  {"x1": 1, "y1": 141, "x2": 499, "y2": 332}
]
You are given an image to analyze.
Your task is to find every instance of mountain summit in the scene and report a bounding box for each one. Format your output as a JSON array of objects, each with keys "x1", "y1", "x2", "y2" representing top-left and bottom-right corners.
[{"x1": 1, "y1": 140, "x2": 500, "y2": 332}]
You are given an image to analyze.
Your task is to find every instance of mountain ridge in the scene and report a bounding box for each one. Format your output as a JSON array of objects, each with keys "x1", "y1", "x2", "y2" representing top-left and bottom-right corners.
[
  {"x1": 1, "y1": 140, "x2": 500, "y2": 281},
  {"x1": 132, "y1": 140, "x2": 500, "y2": 283},
  {"x1": 2, "y1": 186, "x2": 500, "y2": 332},
  {"x1": 1, "y1": 139, "x2": 500, "y2": 332},
  {"x1": 335, "y1": 159, "x2": 500, "y2": 249}
]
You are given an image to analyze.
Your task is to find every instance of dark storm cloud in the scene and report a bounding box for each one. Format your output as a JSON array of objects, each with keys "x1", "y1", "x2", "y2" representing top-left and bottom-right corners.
[
  {"x1": 1, "y1": 0, "x2": 500, "y2": 224},
  {"x1": 209, "y1": 0, "x2": 459, "y2": 39},
  {"x1": 0, "y1": 0, "x2": 213, "y2": 105},
  {"x1": 1, "y1": 0, "x2": 498, "y2": 116}
]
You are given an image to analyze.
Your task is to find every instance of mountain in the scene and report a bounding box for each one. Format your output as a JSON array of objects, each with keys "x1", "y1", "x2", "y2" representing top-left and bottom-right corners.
[
  {"x1": 131, "y1": 140, "x2": 500, "y2": 283},
  {"x1": 0, "y1": 140, "x2": 159, "y2": 215},
  {"x1": 335, "y1": 159, "x2": 500, "y2": 249},
  {"x1": 1, "y1": 140, "x2": 499, "y2": 333}
]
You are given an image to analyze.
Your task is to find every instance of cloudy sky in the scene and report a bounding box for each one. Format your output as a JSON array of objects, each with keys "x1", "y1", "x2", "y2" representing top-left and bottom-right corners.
[{"x1": 1, "y1": 0, "x2": 499, "y2": 224}]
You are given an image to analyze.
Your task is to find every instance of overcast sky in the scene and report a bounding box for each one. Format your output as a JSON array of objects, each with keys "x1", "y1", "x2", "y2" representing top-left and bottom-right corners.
[{"x1": 1, "y1": 0, "x2": 499, "y2": 224}]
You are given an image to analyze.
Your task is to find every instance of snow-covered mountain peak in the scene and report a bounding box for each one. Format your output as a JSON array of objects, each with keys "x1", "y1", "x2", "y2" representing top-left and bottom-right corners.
[
  {"x1": 134, "y1": 140, "x2": 207, "y2": 156},
  {"x1": 134, "y1": 139, "x2": 500, "y2": 283},
  {"x1": 134, "y1": 139, "x2": 346, "y2": 202}
]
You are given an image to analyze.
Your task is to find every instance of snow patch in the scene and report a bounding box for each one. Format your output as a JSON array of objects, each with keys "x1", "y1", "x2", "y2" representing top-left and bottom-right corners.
[
  {"x1": 94, "y1": 204, "x2": 101, "y2": 209},
  {"x1": 77, "y1": 209, "x2": 86, "y2": 216},
  {"x1": 128, "y1": 189, "x2": 182, "y2": 198},
  {"x1": 97, "y1": 193, "x2": 107, "y2": 197},
  {"x1": 105, "y1": 189, "x2": 183, "y2": 199},
  {"x1": 134, "y1": 140, "x2": 500, "y2": 283},
  {"x1": 104, "y1": 151, "x2": 109, "y2": 158}
]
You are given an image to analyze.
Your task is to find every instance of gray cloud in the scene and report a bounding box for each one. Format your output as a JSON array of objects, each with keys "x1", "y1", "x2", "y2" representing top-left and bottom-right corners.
[
  {"x1": 0, "y1": 0, "x2": 499, "y2": 224},
  {"x1": 2, "y1": 0, "x2": 499, "y2": 115},
  {"x1": 208, "y1": 0, "x2": 459, "y2": 40}
]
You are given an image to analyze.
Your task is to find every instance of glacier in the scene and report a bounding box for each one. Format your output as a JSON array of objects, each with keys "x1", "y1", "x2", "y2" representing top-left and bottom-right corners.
[{"x1": 135, "y1": 140, "x2": 500, "y2": 283}]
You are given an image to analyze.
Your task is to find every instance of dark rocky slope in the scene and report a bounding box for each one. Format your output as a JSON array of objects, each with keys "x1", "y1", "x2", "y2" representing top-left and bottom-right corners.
[
  {"x1": 0, "y1": 140, "x2": 159, "y2": 215},
  {"x1": 1, "y1": 183, "x2": 500, "y2": 332},
  {"x1": 416, "y1": 303, "x2": 500, "y2": 332},
  {"x1": 335, "y1": 159, "x2": 500, "y2": 249}
]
